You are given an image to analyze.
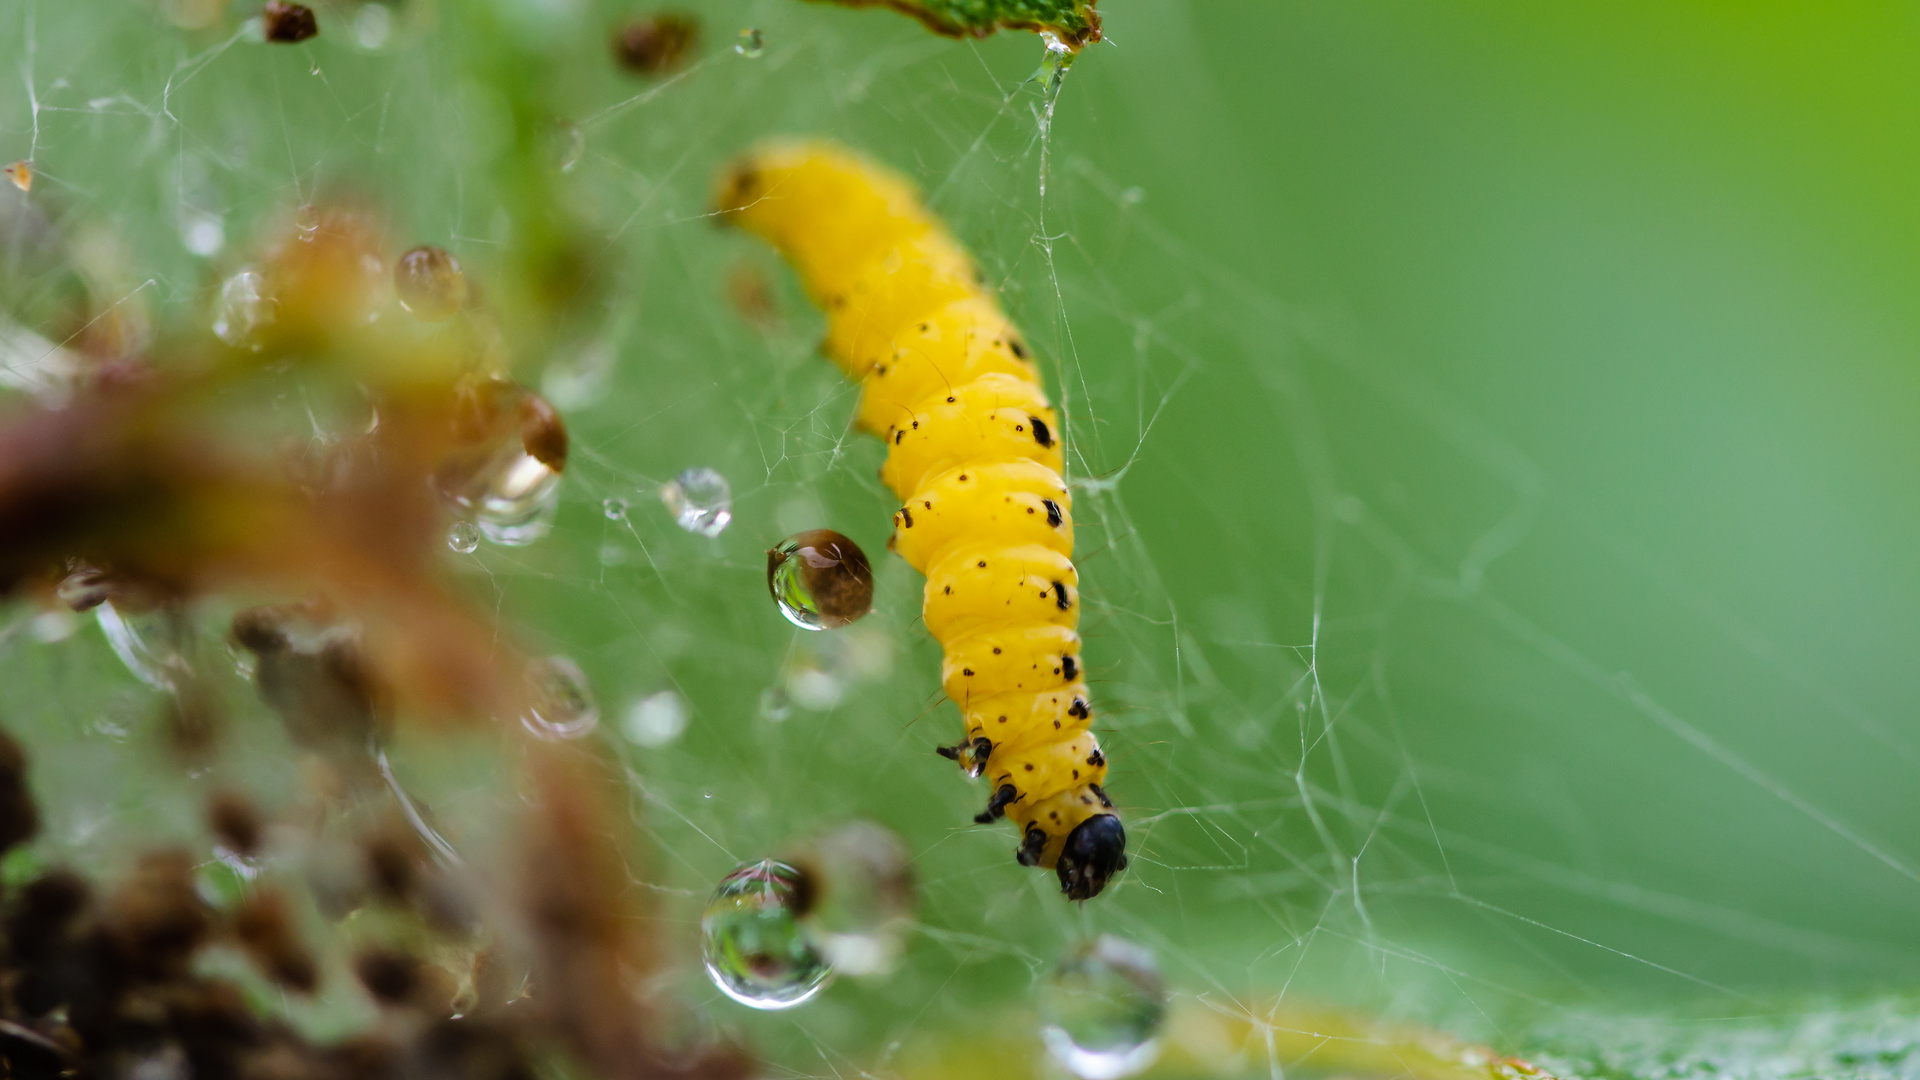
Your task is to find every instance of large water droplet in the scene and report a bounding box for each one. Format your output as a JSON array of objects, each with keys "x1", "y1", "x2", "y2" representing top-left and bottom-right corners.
[
  {"x1": 602, "y1": 496, "x2": 628, "y2": 520},
  {"x1": 1039, "y1": 936, "x2": 1167, "y2": 1080},
  {"x1": 660, "y1": 467, "x2": 732, "y2": 537},
  {"x1": 620, "y1": 690, "x2": 687, "y2": 747},
  {"x1": 786, "y1": 821, "x2": 914, "y2": 976},
  {"x1": 442, "y1": 450, "x2": 561, "y2": 547},
  {"x1": 447, "y1": 521, "x2": 480, "y2": 554},
  {"x1": 394, "y1": 245, "x2": 467, "y2": 322},
  {"x1": 701, "y1": 860, "x2": 832, "y2": 1010},
  {"x1": 476, "y1": 454, "x2": 560, "y2": 544},
  {"x1": 520, "y1": 656, "x2": 598, "y2": 740},
  {"x1": 767, "y1": 530, "x2": 872, "y2": 630},
  {"x1": 734, "y1": 27, "x2": 764, "y2": 58},
  {"x1": 212, "y1": 268, "x2": 273, "y2": 347}
]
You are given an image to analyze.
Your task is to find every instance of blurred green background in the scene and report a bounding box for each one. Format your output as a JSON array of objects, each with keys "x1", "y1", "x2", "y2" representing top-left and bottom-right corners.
[{"x1": 7, "y1": 0, "x2": 1920, "y2": 1075}]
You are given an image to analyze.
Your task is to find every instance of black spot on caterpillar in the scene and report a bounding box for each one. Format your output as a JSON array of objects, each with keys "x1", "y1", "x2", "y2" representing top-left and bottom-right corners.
[
  {"x1": 1029, "y1": 416, "x2": 1053, "y2": 448},
  {"x1": 1052, "y1": 581, "x2": 1071, "y2": 610},
  {"x1": 1044, "y1": 498, "x2": 1063, "y2": 528}
]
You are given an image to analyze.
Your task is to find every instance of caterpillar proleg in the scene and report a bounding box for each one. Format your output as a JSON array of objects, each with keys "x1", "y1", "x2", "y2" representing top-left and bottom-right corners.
[{"x1": 718, "y1": 141, "x2": 1127, "y2": 900}]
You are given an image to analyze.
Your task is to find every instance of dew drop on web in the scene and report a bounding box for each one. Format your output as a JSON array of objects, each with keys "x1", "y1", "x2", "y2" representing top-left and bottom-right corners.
[
  {"x1": 620, "y1": 689, "x2": 687, "y2": 747},
  {"x1": 519, "y1": 656, "x2": 599, "y2": 741},
  {"x1": 1039, "y1": 936, "x2": 1167, "y2": 1080},
  {"x1": 659, "y1": 467, "x2": 732, "y2": 537},
  {"x1": 734, "y1": 27, "x2": 764, "y2": 58},
  {"x1": 766, "y1": 530, "x2": 872, "y2": 631},
  {"x1": 447, "y1": 520, "x2": 480, "y2": 554},
  {"x1": 393, "y1": 245, "x2": 466, "y2": 322},
  {"x1": 784, "y1": 821, "x2": 915, "y2": 977},
  {"x1": 700, "y1": 859, "x2": 832, "y2": 1010},
  {"x1": 212, "y1": 268, "x2": 273, "y2": 347},
  {"x1": 602, "y1": 496, "x2": 627, "y2": 520}
]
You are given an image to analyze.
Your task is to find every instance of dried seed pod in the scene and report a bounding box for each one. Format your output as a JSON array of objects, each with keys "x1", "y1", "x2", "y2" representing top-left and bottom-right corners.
[
  {"x1": 233, "y1": 888, "x2": 319, "y2": 992},
  {"x1": 0, "y1": 726, "x2": 39, "y2": 854},
  {"x1": 613, "y1": 13, "x2": 698, "y2": 75},
  {"x1": 207, "y1": 790, "x2": 264, "y2": 857},
  {"x1": 262, "y1": 1, "x2": 318, "y2": 42}
]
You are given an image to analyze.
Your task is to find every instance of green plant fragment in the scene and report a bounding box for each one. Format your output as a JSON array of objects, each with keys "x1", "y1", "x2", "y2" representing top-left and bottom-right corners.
[{"x1": 804, "y1": 0, "x2": 1101, "y2": 47}]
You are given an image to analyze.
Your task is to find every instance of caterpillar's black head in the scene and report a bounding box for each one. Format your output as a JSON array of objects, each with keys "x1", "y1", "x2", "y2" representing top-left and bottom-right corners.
[{"x1": 1056, "y1": 814, "x2": 1127, "y2": 901}]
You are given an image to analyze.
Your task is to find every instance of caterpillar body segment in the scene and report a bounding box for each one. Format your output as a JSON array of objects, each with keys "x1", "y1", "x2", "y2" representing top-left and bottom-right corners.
[{"x1": 719, "y1": 140, "x2": 1127, "y2": 900}]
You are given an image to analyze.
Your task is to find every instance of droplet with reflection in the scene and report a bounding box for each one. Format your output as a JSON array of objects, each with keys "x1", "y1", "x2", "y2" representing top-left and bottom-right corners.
[
  {"x1": 447, "y1": 521, "x2": 480, "y2": 554},
  {"x1": 436, "y1": 378, "x2": 567, "y2": 547},
  {"x1": 393, "y1": 245, "x2": 466, "y2": 322},
  {"x1": 786, "y1": 821, "x2": 914, "y2": 977},
  {"x1": 520, "y1": 656, "x2": 598, "y2": 740},
  {"x1": 660, "y1": 467, "x2": 732, "y2": 537},
  {"x1": 767, "y1": 530, "x2": 872, "y2": 630},
  {"x1": 212, "y1": 268, "x2": 273, "y2": 347},
  {"x1": 701, "y1": 860, "x2": 832, "y2": 1010},
  {"x1": 1040, "y1": 936, "x2": 1167, "y2": 1080},
  {"x1": 734, "y1": 27, "x2": 764, "y2": 58}
]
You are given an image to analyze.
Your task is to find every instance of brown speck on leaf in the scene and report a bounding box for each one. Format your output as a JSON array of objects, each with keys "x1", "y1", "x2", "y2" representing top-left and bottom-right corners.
[
  {"x1": 613, "y1": 12, "x2": 699, "y2": 75},
  {"x1": 262, "y1": 1, "x2": 319, "y2": 43}
]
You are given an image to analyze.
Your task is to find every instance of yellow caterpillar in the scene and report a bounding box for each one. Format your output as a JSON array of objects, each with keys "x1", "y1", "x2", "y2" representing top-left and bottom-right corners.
[{"x1": 717, "y1": 141, "x2": 1127, "y2": 900}]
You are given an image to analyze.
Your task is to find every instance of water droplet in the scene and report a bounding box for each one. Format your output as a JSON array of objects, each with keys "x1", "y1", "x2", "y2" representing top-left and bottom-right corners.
[
  {"x1": 783, "y1": 624, "x2": 893, "y2": 710},
  {"x1": 179, "y1": 208, "x2": 224, "y2": 255},
  {"x1": 438, "y1": 380, "x2": 567, "y2": 546},
  {"x1": 767, "y1": 530, "x2": 872, "y2": 630},
  {"x1": 4, "y1": 161, "x2": 32, "y2": 193},
  {"x1": 541, "y1": 337, "x2": 613, "y2": 407},
  {"x1": 620, "y1": 690, "x2": 687, "y2": 747},
  {"x1": 734, "y1": 27, "x2": 764, "y2": 58},
  {"x1": 447, "y1": 521, "x2": 481, "y2": 554},
  {"x1": 394, "y1": 245, "x2": 467, "y2": 322},
  {"x1": 352, "y1": 2, "x2": 393, "y2": 49},
  {"x1": 660, "y1": 467, "x2": 733, "y2": 537},
  {"x1": 786, "y1": 821, "x2": 914, "y2": 976},
  {"x1": 96, "y1": 601, "x2": 189, "y2": 692},
  {"x1": 212, "y1": 268, "x2": 273, "y2": 347},
  {"x1": 474, "y1": 454, "x2": 560, "y2": 545},
  {"x1": 603, "y1": 496, "x2": 628, "y2": 520},
  {"x1": 546, "y1": 120, "x2": 586, "y2": 174},
  {"x1": 757, "y1": 686, "x2": 792, "y2": 724},
  {"x1": 701, "y1": 860, "x2": 832, "y2": 1009},
  {"x1": 783, "y1": 656, "x2": 844, "y2": 711},
  {"x1": 520, "y1": 656, "x2": 598, "y2": 740},
  {"x1": 1039, "y1": 936, "x2": 1167, "y2": 1080}
]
